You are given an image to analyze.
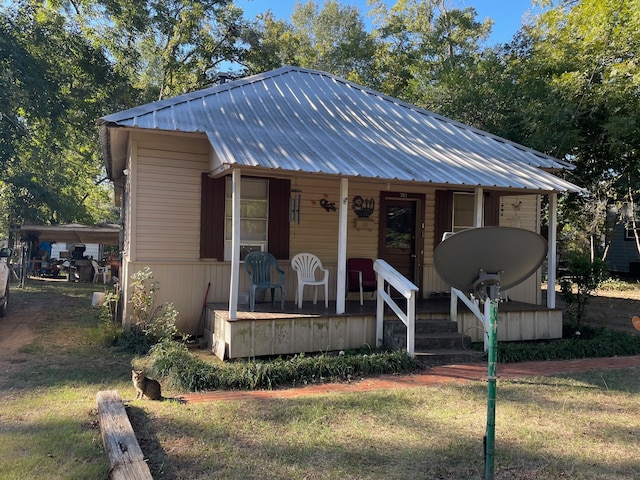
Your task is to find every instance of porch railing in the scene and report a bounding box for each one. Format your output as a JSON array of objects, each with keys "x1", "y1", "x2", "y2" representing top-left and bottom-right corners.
[
  {"x1": 373, "y1": 259, "x2": 419, "y2": 357},
  {"x1": 450, "y1": 287, "x2": 488, "y2": 350}
]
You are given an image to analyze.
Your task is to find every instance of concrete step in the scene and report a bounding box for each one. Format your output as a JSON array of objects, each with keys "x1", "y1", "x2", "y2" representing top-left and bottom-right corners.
[
  {"x1": 414, "y1": 349, "x2": 486, "y2": 367},
  {"x1": 387, "y1": 318, "x2": 458, "y2": 335},
  {"x1": 389, "y1": 332, "x2": 472, "y2": 351}
]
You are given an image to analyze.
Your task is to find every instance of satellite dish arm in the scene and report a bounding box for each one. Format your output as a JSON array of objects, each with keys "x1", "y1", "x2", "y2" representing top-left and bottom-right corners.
[{"x1": 473, "y1": 270, "x2": 502, "y2": 301}]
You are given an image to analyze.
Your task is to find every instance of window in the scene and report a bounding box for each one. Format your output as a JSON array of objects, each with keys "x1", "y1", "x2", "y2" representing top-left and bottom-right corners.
[
  {"x1": 452, "y1": 193, "x2": 474, "y2": 232},
  {"x1": 224, "y1": 177, "x2": 268, "y2": 260},
  {"x1": 433, "y1": 190, "x2": 501, "y2": 249},
  {"x1": 625, "y1": 228, "x2": 640, "y2": 241},
  {"x1": 200, "y1": 174, "x2": 290, "y2": 260}
]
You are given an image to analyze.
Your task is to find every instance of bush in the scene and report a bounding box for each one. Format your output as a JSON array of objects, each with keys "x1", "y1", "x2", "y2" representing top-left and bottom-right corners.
[
  {"x1": 559, "y1": 252, "x2": 608, "y2": 328},
  {"x1": 144, "y1": 343, "x2": 420, "y2": 392},
  {"x1": 496, "y1": 325, "x2": 640, "y2": 363},
  {"x1": 100, "y1": 267, "x2": 180, "y2": 354}
]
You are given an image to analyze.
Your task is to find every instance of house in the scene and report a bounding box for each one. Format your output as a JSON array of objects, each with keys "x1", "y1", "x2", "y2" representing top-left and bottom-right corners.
[{"x1": 98, "y1": 66, "x2": 582, "y2": 359}]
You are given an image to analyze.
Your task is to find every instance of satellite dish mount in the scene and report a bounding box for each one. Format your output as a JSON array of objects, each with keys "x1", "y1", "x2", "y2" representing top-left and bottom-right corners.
[{"x1": 434, "y1": 227, "x2": 547, "y2": 480}]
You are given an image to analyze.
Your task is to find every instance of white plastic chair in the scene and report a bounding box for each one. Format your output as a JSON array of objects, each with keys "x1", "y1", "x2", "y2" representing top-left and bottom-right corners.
[
  {"x1": 91, "y1": 260, "x2": 109, "y2": 284},
  {"x1": 291, "y1": 253, "x2": 329, "y2": 308}
]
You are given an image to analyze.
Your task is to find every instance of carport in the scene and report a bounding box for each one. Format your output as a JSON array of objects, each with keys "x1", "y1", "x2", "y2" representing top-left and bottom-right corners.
[{"x1": 11, "y1": 223, "x2": 121, "y2": 286}]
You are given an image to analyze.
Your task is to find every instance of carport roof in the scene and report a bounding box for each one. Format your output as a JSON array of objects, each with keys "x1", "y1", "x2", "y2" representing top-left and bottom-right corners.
[{"x1": 18, "y1": 224, "x2": 120, "y2": 244}]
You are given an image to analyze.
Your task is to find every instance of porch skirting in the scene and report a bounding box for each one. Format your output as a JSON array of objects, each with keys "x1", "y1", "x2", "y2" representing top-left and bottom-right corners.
[
  {"x1": 204, "y1": 298, "x2": 563, "y2": 360},
  {"x1": 206, "y1": 304, "x2": 376, "y2": 360}
]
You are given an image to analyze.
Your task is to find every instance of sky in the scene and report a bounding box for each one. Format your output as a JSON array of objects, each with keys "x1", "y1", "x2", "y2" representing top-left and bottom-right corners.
[{"x1": 235, "y1": 0, "x2": 540, "y2": 46}]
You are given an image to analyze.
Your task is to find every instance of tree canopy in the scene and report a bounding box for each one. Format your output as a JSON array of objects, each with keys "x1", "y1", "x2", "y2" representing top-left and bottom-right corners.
[{"x1": 1, "y1": 0, "x2": 638, "y2": 260}]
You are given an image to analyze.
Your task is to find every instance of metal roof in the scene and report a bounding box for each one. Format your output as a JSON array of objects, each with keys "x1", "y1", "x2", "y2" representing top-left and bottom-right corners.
[
  {"x1": 98, "y1": 66, "x2": 582, "y2": 193},
  {"x1": 19, "y1": 223, "x2": 120, "y2": 244}
]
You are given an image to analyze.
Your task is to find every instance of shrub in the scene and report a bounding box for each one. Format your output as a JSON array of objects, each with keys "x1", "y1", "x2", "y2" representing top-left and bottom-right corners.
[
  {"x1": 144, "y1": 344, "x2": 420, "y2": 392},
  {"x1": 496, "y1": 325, "x2": 640, "y2": 363},
  {"x1": 99, "y1": 267, "x2": 180, "y2": 354},
  {"x1": 129, "y1": 267, "x2": 179, "y2": 342},
  {"x1": 559, "y1": 252, "x2": 608, "y2": 328}
]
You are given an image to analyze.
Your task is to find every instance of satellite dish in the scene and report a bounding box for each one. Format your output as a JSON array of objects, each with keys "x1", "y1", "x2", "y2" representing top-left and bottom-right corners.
[
  {"x1": 434, "y1": 227, "x2": 548, "y2": 294},
  {"x1": 434, "y1": 226, "x2": 548, "y2": 480}
]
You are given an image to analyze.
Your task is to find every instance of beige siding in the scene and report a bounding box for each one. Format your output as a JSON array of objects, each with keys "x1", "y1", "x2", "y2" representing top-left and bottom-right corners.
[
  {"x1": 120, "y1": 140, "x2": 549, "y2": 334},
  {"x1": 499, "y1": 195, "x2": 542, "y2": 304},
  {"x1": 131, "y1": 132, "x2": 209, "y2": 262}
]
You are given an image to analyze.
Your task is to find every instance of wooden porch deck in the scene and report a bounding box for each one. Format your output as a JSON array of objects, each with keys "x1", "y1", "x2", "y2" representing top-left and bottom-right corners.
[{"x1": 205, "y1": 296, "x2": 562, "y2": 360}]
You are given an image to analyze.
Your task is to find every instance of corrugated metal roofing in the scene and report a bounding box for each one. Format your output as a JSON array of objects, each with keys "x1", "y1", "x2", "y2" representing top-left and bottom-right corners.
[{"x1": 98, "y1": 66, "x2": 582, "y2": 193}]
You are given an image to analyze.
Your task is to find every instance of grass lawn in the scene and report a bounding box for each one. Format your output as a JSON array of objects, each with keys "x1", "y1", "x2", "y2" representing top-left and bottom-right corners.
[{"x1": 1, "y1": 280, "x2": 639, "y2": 479}]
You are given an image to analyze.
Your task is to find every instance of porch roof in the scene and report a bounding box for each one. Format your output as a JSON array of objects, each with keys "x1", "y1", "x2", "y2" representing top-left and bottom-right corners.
[{"x1": 98, "y1": 66, "x2": 582, "y2": 194}]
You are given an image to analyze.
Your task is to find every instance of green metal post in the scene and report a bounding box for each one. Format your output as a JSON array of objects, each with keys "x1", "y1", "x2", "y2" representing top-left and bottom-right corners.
[{"x1": 484, "y1": 298, "x2": 498, "y2": 480}]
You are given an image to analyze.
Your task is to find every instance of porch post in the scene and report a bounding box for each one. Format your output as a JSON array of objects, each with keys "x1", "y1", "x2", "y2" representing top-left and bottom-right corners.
[
  {"x1": 547, "y1": 193, "x2": 558, "y2": 308},
  {"x1": 228, "y1": 169, "x2": 241, "y2": 319},
  {"x1": 474, "y1": 187, "x2": 484, "y2": 227},
  {"x1": 336, "y1": 177, "x2": 348, "y2": 314}
]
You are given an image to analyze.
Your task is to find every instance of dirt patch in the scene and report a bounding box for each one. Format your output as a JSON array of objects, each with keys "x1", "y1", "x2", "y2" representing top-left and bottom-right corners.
[
  {"x1": 0, "y1": 279, "x2": 69, "y2": 383},
  {"x1": 569, "y1": 290, "x2": 640, "y2": 335}
]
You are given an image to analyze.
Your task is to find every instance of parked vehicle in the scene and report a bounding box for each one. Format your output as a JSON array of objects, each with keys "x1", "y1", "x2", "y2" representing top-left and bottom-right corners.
[{"x1": 0, "y1": 247, "x2": 12, "y2": 317}]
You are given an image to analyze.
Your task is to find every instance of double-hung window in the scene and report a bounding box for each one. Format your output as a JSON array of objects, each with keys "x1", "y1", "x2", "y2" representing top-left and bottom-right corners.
[
  {"x1": 452, "y1": 192, "x2": 475, "y2": 232},
  {"x1": 224, "y1": 177, "x2": 268, "y2": 260},
  {"x1": 200, "y1": 174, "x2": 290, "y2": 261}
]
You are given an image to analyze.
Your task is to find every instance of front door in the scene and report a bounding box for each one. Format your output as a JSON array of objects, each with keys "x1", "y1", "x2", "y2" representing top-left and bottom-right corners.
[{"x1": 378, "y1": 192, "x2": 424, "y2": 290}]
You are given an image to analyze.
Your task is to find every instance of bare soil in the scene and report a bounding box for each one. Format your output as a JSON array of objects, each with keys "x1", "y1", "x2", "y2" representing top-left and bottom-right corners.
[
  {"x1": 0, "y1": 286, "x2": 49, "y2": 381},
  {"x1": 564, "y1": 288, "x2": 640, "y2": 335}
]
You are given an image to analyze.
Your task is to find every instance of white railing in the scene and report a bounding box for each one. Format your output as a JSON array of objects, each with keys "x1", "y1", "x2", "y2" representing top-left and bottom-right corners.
[
  {"x1": 450, "y1": 287, "x2": 489, "y2": 351},
  {"x1": 373, "y1": 259, "x2": 419, "y2": 357}
]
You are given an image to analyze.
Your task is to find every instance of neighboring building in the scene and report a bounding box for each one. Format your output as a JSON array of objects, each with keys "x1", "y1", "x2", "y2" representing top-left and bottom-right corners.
[
  {"x1": 98, "y1": 66, "x2": 582, "y2": 358},
  {"x1": 605, "y1": 224, "x2": 640, "y2": 276}
]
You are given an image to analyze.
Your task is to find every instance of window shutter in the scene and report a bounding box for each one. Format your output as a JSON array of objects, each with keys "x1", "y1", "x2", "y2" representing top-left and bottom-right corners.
[
  {"x1": 200, "y1": 174, "x2": 225, "y2": 260},
  {"x1": 484, "y1": 191, "x2": 501, "y2": 227},
  {"x1": 434, "y1": 190, "x2": 453, "y2": 249},
  {"x1": 268, "y1": 178, "x2": 290, "y2": 259}
]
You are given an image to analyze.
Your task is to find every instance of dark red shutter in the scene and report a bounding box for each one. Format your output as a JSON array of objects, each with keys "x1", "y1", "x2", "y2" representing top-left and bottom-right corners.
[
  {"x1": 484, "y1": 191, "x2": 501, "y2": 227},
  {"x1": 267, "y1": 178, "x2": 290, "y2": 259},
  {"x1": 434, "y1": 190, "x2": 453, "y2": 249},
  {"x1": 200, "y1": 174, "x2": 225, "y2": 260}
]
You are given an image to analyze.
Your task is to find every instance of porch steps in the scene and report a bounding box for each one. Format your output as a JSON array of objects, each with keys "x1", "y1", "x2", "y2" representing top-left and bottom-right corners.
[{"x1": 384, "y1": 317, "x2": 484, "y2": 366}]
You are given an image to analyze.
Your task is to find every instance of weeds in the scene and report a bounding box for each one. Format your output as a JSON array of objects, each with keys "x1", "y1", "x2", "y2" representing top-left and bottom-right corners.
[{"x1": 99, "y1": 267, "x2": 180, "y2": 354}]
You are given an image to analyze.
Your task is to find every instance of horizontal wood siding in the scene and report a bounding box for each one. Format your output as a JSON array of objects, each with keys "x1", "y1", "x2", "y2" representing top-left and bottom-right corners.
[
  {"x1": 499, "y1": 195, "x2": 541, "y2": 304},
  {"x1": 132, "y1": 132, "x2": 209, "y2": 262}
]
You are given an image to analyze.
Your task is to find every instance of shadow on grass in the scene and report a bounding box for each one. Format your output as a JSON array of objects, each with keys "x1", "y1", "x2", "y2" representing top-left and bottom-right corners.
[{"x1": 126, "y1": 404, "x2": 178, "y2": 479}]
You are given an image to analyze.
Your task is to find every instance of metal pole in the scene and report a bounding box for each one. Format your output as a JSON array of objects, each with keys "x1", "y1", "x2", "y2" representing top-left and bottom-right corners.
[{"x1": 484, "y1": 297, "x2": 498, "y2": 480}]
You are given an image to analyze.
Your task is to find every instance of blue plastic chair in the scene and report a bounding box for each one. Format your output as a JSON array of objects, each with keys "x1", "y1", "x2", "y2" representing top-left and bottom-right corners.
[{"x1": 243, "y1": 251, "x2": 285, "y2": 311}]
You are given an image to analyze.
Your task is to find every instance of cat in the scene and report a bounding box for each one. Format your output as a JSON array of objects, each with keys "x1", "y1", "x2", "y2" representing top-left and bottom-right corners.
[{"x1": 132, "y1": 369, "x2": 163, "y2": 401}]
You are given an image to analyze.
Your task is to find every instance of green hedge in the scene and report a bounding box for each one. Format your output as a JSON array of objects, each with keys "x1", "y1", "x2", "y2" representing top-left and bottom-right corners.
[
  {"x1": 497, "y1": 326, "x2": 640, "y2": 363},
  {"x1": 146, "y1": 341, "x2": 420, "y2": 392}
]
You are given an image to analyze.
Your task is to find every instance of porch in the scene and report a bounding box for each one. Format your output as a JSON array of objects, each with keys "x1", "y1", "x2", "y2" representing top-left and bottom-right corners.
[{"x1": 205, "y1": 295, "x2": 563, "y2": 361}]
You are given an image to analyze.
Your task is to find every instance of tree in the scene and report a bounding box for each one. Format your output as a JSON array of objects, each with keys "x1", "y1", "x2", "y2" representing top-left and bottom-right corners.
[
  {"x1": 368, "y1": 0, "x2": 492, "y2": 105},
  {"x1": 0, "y1": 2, "x2": 123, "y2": 228},
  {"x1": 49, "y1": 0, "x2": 248, "y2": 101},
  {"x1": 519, "y1": 0, "x2": 640, "y2": 258},
  {"x1": 243, "y1": 1, "x2": 376, "y2": 84}
]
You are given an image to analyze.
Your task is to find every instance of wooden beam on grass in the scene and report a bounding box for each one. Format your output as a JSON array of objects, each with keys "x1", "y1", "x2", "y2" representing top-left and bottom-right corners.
[{"x1": 96, "y1": 390, "x2": 153, "y2": 480}]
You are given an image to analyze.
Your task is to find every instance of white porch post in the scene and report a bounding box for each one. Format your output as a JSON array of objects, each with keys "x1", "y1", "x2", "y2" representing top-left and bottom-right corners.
[
  {"x1": 336, "y1": 178, "x2": 348, "y2": 314},
  {"x1": 228, "y1": 169, "x2": 241, "y2": 319},
  {"x1": 547, "y1": 193, "x2": 558, "y2": 308},
  {"x1": 474, "y1": 187, "x2": 484, "y2": 227}
]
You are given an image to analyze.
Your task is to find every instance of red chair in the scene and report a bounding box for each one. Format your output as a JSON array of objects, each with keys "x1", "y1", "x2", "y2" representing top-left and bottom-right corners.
[{"x1": 346, "y1": 258, "x2": 376, "y2": 305}]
